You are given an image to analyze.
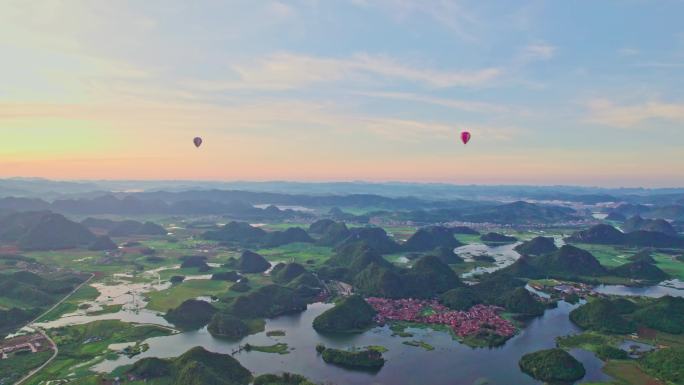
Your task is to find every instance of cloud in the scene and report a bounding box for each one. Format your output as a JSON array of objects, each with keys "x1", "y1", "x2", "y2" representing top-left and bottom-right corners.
[
  {"x1": 521, "y1": 42, "x2": 556, "y2": 61},
  {"x1": 188, "y1": 52, "x2": 501, "y2": 91},
  {"x1": 350, "y1": 0, "x2": 479, "y2": 41},
  {"x1": 356, "y1": 91, "x2": 515, "y2": 114},
  {"x1": 267, "y1": 1, "x2": 297, "y2": 20},
  {"x1": 586, "y1": 99, "x2": 684, "y2": 127},
  {"x1": 618, "y1": 47, "x2": 639, "y2": 56}
]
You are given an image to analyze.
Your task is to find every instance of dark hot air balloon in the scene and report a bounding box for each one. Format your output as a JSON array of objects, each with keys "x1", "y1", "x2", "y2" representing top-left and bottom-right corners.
[
  {"x1": 193, "y1": 137, "x2": 203, "y2": 148},
  {"x1": 460, "y1": 131, "x2": 471, "y2": 145}
]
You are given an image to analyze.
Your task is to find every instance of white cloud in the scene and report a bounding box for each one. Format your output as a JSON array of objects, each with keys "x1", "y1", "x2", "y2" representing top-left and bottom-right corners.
[
  {"x1": 618, "y1": 47, "x2": 639, "y2": 56},
  {"x1": 356, "y1": 91, "x2": 514, "y2": 114},
  {"x1": 188, "y1": 52, "x2": 501, "y2": 91},
  {"x1": 350, "y1": 0, "x2": 479, "y2": 41},
  {"x1": 586, "y1": 99, "x2": 684, "y2": 127},
  {"x1": 521, "y1": 42, "x2": 556, "y2": 61}
]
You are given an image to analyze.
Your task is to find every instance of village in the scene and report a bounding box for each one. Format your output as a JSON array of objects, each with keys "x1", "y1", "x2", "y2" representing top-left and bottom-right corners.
[
  {"x1": 0, "y1": 333, "x2": 52, "y2": 360},
  {"x1": 366, "y1": 297, "x2": 516, "y2": 338}
]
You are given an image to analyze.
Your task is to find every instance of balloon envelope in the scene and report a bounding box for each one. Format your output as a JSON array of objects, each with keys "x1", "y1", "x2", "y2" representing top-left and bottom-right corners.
[
  {"x1": 193, "y1": 137, "x2": 202, "y2": 148},
  {"x1": 460, "y1": 131, "x2": 471, "y2": 145}
]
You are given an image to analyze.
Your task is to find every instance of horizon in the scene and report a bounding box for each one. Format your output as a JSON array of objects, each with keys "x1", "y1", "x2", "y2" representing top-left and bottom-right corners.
[
  {"x1": 2, "y1": 1, "x2": 683, "y2": 186},
  {"x1": 3, "y1": 175, "x2": 684, "y2": 191}
]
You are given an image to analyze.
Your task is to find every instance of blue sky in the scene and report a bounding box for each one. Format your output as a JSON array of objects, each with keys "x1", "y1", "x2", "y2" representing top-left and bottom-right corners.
[{"x1": 1, "y1": 0, "x2": 683, "y2": 186}]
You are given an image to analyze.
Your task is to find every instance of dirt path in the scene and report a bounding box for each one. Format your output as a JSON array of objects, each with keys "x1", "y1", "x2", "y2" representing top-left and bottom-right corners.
[{"x1": 13, "y1": 272, "x2": 95, "y2": 385}]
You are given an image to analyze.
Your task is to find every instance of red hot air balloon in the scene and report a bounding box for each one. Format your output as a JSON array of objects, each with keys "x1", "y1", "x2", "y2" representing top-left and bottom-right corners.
[
  {"x1": 460, "y1": 131, "x2": 471, "y2": 145},
  {"x1": 193, "y1": 137, "x2": 203, "y2": 148}
]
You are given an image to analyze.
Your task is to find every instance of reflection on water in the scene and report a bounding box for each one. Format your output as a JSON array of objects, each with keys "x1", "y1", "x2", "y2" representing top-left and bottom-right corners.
[
  {"x1": 92, "y1": 301, "x2": 610, "y2": 385},
  {"x1": 594, "y1": 279, "x2": 684, "y2": 298},
  {"x1": 457, "y1": 242, "x2": 521, "y2": 278}
]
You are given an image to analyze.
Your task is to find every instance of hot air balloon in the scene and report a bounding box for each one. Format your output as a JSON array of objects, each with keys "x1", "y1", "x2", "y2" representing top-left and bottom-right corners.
[
  {"x1": 460, "y1": 131, "x2": 471, "y2": 145},
  {"x1": 193, "y1": 137, "x2": 203, "y2": 148}
]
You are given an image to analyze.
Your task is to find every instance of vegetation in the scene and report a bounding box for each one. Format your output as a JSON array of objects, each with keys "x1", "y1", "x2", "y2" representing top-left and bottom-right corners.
[
  {"x1": 127, "y1": 346, "x2": 252, "y2": 385},
  {"x1": 570, "y1": 298, "x2": 637, "y2": 334},
  {"x1": 503, "y1": 287, "x2": 545, "y2": 317},
  {"x1": 244, "y1": 342, "x2": 289, "y2": 354},
  {"x1": 318, "y1": 345, "x2": 385, "y2": 370},
  {"x1": 235, "y1": 250, "x2": 271, "y2": 273},
  {"x1": 227, "y1": 285, "x2": 307, "y2": 319},
  {"x1": 402, "y1": 340, "x2": 434, "y2": 351},
  {"x1": 272, "y1": 262, "x2": 307, "y2": 284},
  {"x1": 208, "y1": 312, "x2": 250, "y2": 340},
  {"x1": 0, "y1": 211, "x2": 96, "y2": 250},
  {"x1": 0, "y1": 350, "x2": 52, "y2": 384},
  {"x1": 570, "y1": 296, "x2": 684, "y2": 336},
  {"x1": 440, "y1": 287, "x2": 481, "y2": 311},
  {"x1": 164, "y1": 299, "x2": 217, "y2": 330},
  {"x1": 610, "y1": 259, "x2": 670, "y2": 281},
  {"x1": 253, "y1": 373, "x2": 315, "y2": 385},
  {"x1": 640, "y1": 347, "x2": 684, "y2": 384},
  {"x1": 28, "y1": 320, "x2": 171, "y2": 384},
  {"x1": 313, "y1": 295, "x2": 376, "y2": 333},
  {"x1": 480, "y1": 232, "x2": 518, "y2": 244},
  {"x1": 402, "y1": 226, "x2": 462, "y2": 252},
  {"x1": 514, "y1": 236, "x2": 558, "y2": 255},
  {"x1": 518, "y1": 348, "x2": 586, "y2": 382}
]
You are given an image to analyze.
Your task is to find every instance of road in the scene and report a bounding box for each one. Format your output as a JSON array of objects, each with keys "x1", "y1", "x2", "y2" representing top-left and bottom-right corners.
[{"x1": 13, "y1": 272, "x2": 95, "y2": 385}]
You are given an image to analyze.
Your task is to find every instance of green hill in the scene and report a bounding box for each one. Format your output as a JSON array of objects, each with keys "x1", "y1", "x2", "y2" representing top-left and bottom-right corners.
[
  {"x1": 236, "y1": 250, "x2": 271, "y2": 273},
  {"x1": 568, "y1": 224, "x2": 684, "y2": 248},
  {"x1": 318, "y1": 345, "x2": 385, "y2": 370},
  {"x1": 228, "y1": 285, "x2": 307, "y2": 319},
  {"x1": 203, "y1": 221, "x2": 267, "y2": 245},
  {"x1": 567, "y1": 224, "x2": 625, "y2": 244},
  {"x1": 164, "y1": 299, "x2": 217, "y2": 331},
  {"x1": 480, "y1": 232, "x2": 518, "y2": 244},
  {"x1": 0, "y1": 211, "x2": 96, "y2": 250},
  {"x1": 127, "y1": 346, "x2": 252, "y2": 385},
  {"x1": 632, "y1": 296, "x2": 684, "y2": 334},
  {"x1": 323, "y1": 241, "x2": 392, "y2": 279},
  {"x1": 569, "y1": 298, "x2": 637, "y2": 334},
  {"x1": 504, "y1": 287, "x2": 545, "y2": 317},
  {"x1": 353, "y1": 263, "x2": 405, "y2": 298},
  {"x1": 315, "y1": 222, "x2": 351, "y2": 246},
  {"x1": 253, "y1": 373, "x2": 315, "y2": 385},
  {"x1": 402, "y1": 226, "x2": 462, "y2": 252},
  {"x1": 514, "y1": 236, "x2": 558, "y2": 256},
  {"x1": 623, "y1": 215, "x2": 677, "y2": 236},
  {"x1": 440, "y1": 287, "x2": 481, "y2": 311},
  {"x1": 264, "y1": 228, "x2": 314, "y2": 247},
  {"x1": 640, "y1": 347, "x2": 684, "y2": 385},
  {"x1": 429, "y1": 246, "x2": 464, "y2": 264},
  {"x1": 610, "y1": 259, "x2": 669, "y2": 282},
  {"x1": 336, "y1": 227, "x2": 400, "y2": 254},
  {"x1": 308, "y1": 219, "x2": 336, "y2": 235},
  {"x1": 541, "y1": 245, "x2": 607, "y2": 276},
  {"x1": 401, "y1": 255, "x2": 462, "y2": 297},
  {"x1": 519, "y1": 348, "x2": 585, "y2": 382},
  {"x1": 272, "y1": 263, "x2": 307, "y2": 284},
  {"x1": 207, "y1": 312, "x2": 250, "y2": 340},
  {"x1": 88, "y1": 235, "x2": 117, "y2": 251},
  {"x1": 313, "y1": 295, "x2": 376, "y2": 333}
]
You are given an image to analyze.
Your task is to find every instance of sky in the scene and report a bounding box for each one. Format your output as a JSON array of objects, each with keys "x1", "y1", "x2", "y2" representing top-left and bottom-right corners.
[{"x1": 1, "y1": 0, "x2": 683, "y2": 187}]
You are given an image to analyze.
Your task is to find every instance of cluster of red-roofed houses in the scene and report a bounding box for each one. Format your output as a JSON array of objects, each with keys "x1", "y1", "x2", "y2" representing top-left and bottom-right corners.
[{"x1": 365, "y1": 297, "x2": 516, "y2": 338}]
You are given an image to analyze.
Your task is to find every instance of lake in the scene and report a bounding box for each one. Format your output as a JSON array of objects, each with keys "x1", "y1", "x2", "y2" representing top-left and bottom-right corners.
[{"x1": 92, "y1": 301, "x2": 611, "y2": 385}]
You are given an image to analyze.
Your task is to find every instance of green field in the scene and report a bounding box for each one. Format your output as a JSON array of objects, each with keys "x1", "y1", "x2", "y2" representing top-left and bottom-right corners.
[
  {"x1": 38, "y1": 284, "x2": 100, "y2": 322},
  {"x1": 145, "y1": 279, "x2": 230, "y2": 312},
  {"x1": 256, "y1": 243, "x2": 333, "y2": 266},
  {"x1": 572, "y1": 243, "x2": 684, "y2": 280},
  {"x1": 25, "y1": 320, "x2": 172, "y2": 385},
  {"x1": 0, "y1": 350, "x2": 53, "y2": 384}
]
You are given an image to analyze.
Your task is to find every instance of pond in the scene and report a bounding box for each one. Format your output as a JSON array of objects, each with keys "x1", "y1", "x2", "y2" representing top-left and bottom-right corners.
[
  {"x1": 92, "y1": 301, "x2": 611, "y2": 385},
  {"x1": 456, "y1": 242, "x2": 521, "y2": 278},
  {"x1": 594, "y1": 279, "x2": 684, "y2": 298}
]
